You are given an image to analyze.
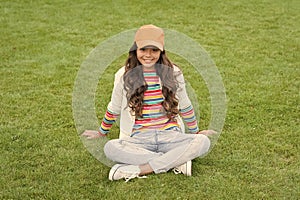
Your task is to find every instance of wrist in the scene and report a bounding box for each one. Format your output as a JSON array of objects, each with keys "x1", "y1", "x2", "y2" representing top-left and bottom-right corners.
[{"x1": 97, "y1": 131, "x2": 107, "y2": 137}]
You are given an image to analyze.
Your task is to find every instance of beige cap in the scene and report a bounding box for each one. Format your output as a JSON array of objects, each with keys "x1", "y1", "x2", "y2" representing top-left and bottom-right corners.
[{"x1": 134, "y1": 24, "x2": 164, "y2": 51}]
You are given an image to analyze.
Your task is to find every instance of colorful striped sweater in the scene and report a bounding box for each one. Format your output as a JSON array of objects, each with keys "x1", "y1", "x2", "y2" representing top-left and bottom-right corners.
[{"x1": 99, "y1": 69, "x2": 199, "y2": 135}]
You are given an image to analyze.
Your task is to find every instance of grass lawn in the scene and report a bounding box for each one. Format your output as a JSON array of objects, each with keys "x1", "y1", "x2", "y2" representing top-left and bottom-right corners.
[{"x1": 1, "y1": 0, "x2": 299, "y2": 199}]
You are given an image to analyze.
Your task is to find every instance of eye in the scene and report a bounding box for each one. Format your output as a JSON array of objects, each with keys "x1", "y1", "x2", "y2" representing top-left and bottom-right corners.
[
  {"x1": 152, "y1": 48, "x2": 159, "y2": 52},
  {"x1": 139, "y1": 48, "x2": 146, "y2": 51}
]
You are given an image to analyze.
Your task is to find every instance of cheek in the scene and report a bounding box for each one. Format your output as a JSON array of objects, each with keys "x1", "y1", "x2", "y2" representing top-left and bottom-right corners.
[
  {"x1": 153, "y1": 52, "x2": 160, "y2": 58},
  {"x1": 137, "y1": 57, "x2": 143, "y2": 64},
  {"x1": 136, "y1": 52, "x2": 142, "y2": 60},
  {"x1": 154, "y1": 53, "x2": 161, "y2": 60}
]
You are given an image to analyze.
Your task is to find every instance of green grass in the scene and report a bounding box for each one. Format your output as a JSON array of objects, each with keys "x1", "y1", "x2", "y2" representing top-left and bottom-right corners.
[{"x1": 1, "y1": 0, "x2": 299, "y2": 199}]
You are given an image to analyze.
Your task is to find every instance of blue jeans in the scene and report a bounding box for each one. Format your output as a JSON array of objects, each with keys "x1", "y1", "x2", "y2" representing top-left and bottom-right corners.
[{"x1": 104, "y1": 130, "x2": 210, "y2": 174}]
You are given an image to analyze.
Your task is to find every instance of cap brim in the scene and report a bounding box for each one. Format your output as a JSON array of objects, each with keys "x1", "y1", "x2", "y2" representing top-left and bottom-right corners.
[{"x1": 136, "y1": 40, "x2": 163, "y2": 51}]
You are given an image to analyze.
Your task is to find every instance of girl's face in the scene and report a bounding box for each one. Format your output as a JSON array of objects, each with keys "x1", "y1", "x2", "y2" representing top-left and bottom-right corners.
[{"x1": 137, "y1": 47, "x2": 161, "y2": 69}]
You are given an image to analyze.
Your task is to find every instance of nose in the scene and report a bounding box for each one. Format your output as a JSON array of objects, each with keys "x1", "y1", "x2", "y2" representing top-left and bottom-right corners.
[{"x1": 145, "y1": 49, "x2": 152, "y2": 56}]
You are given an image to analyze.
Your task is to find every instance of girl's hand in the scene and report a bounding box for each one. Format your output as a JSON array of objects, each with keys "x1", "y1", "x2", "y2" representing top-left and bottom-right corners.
[
  {"x1": 81, "y1": 130, "x2": 106, "y2": 139},
  {"x1": 196, "y1": 130, "x2": 217, "y2": 136}
]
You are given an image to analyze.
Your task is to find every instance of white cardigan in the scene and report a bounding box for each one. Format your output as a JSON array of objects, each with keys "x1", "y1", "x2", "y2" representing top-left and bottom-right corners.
[{"x1": 107, "y1": 65, "x2": 192, "y2": 138}]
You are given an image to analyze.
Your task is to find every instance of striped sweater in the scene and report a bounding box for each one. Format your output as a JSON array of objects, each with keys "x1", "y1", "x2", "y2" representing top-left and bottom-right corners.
[{"x1": 99, "y1": 69, "x2": 199, "y2": 135}]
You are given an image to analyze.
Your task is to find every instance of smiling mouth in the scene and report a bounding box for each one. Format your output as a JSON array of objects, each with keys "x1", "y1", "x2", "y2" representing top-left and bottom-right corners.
[{"x1": 143, "y1": 59, "x2": 153, "y2": 63}]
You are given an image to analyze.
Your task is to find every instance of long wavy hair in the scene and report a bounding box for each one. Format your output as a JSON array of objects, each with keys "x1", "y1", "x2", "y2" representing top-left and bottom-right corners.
[{"x1": 123, "y1": 45, "x2": 180, "y2": 120}]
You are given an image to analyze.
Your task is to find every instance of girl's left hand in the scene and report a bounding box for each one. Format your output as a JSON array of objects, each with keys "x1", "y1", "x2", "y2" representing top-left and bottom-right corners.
[{"x1": 196, "y1": 130, "x2": 217, "y2": 136}]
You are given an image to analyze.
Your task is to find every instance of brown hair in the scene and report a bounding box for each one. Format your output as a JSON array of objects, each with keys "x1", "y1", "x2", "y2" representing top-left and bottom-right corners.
[{"x1": 123, "y1": 48, "x2": 180, "y2": 120}]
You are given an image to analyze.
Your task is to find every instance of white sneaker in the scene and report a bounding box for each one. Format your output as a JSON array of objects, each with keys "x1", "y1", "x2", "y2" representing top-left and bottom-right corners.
[
  {"x1": 173, "y1": 160, "x2": 192, "y2": 176},
  {"x1": 109, "y1": 164, "x2": 146, "y2": 182}
]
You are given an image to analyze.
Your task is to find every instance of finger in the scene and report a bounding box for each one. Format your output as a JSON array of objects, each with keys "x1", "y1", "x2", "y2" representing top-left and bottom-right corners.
[
  {"x1": 81, "y1": 130, "x2": 95, "y2": 136},
  {"x1": 81, "y1": 132, "x2": 90, "y2": 136}
]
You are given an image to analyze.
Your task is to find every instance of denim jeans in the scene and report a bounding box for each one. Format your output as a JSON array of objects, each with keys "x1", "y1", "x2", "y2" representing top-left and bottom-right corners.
[{"x1": 104, "y1": 129, "x2": 210, "y2": 174}]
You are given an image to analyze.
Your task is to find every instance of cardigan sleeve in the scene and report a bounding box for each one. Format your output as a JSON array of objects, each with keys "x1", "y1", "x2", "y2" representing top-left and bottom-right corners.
[
  {"x1": 107, "y1": 67, "x2": 125, "y2": 114},
  {"x1": 99, "y1": 67, "x2": 125, "y2": 134},
  {"x1": 174, "y1": 66, "x2": 200, "y2": 133},
  {"x1": 175, "y1": 70, "x2": 192, "y2": 110}
]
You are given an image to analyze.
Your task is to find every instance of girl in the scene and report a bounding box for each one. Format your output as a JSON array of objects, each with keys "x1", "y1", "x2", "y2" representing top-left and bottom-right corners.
[{"x1": 82, "y1": 24, "x2": 214, "y2": 182}]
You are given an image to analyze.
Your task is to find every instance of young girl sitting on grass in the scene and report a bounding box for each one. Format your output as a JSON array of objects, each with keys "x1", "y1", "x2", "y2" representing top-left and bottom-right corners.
[{"x1": 82, "y1": 24, "x2": 214, "y2": 182}]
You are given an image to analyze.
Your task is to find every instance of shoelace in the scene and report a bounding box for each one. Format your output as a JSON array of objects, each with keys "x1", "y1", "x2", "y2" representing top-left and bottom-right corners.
[{"x1": 124, "y1": 174, "x2": 147, "y2": 183}]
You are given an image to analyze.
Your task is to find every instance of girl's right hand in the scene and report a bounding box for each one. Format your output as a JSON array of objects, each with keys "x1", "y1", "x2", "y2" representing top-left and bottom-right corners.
[{"x1": 81, "y1": 130, "x2": 106, "y2": 139}]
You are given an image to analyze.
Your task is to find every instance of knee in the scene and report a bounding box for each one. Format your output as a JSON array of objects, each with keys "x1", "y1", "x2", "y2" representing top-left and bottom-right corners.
[
  {"x1": 104, "y1": 140, "x2": 117, "y2": 159},
  {"x1": 194, "y1": 134, "x2": 211, "y2": 156}
]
